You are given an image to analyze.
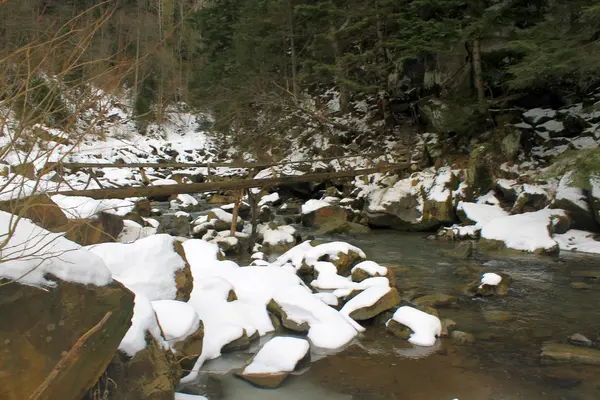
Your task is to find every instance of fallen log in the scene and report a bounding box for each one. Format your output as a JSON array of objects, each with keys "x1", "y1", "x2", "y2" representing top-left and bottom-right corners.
[{"x1": 50, "y1": 163, "x2": 411, "y2": 200}]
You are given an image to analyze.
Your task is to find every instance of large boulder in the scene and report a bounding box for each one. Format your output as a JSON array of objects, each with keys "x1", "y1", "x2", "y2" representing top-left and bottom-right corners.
[
  {"x1": 158, "y1": 212, "x2": 191, "y2": 237},
  {"x1": 63, "y1": 212, "x2": 125, "y2": 246},
  {"x1": 0, "y1": 194, "x2": 68, "y2": 231},
  {"x1": 550, "y1": 172, "x2": 598, "y2": 232},
  {"x1": 341, "y1": 286, "x2": 401, "y2": 321},
  {"x1": 301, "y1": 201, "x2": 348, "y2": 228},
  {"x1": 365, "y1": 168, "x2": 457, "y2": 231},
  {"x1": 315, "y1": 220, "x2": 371, "y2": 235},
  {"x1": 467, "y1": 144, "x2": 497, "y2": 195},
  {"x1": 105, "y1": 334, "x2": 180, "y2": 400},
  {"x1": 0, "y1": 279, "x2": 134, "y2": 400}
]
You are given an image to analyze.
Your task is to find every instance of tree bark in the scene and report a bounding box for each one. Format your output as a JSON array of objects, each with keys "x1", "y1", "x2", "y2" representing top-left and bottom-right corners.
[
  {"x1": 472, "y1": 38, "x2": 487, "y2": 113},
  {"x1": 329, "y1": 21, "x2": 349, "y2": 113}
]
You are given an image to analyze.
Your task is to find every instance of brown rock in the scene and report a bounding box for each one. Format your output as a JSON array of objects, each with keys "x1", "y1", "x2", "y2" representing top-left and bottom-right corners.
[
  {"x1": 173, "y1": 240, "x2": 194, "y2": 302},
  {"x1": 541, "y1": 342, "x2": 600, "y2": 365},
  {"x1": 106, "y1": 334, "x2": 180, "y2": 400},
  {"x1": 348, "y1": 288, "x2": 401, "y2": 321},
  {"x1": 414, "y1": 293, "x2": 458, "y2": 308},
  {"x1": 301, "y1": 206, "x2": 348, "y2": 228},
  {"x1": 62, "y1": 212, "x2": 124, "y2": 246},
  {"x1": 0, "y1": 194, "x2": 68, "y2": 231},
  {"x1": 173, "y1": 321, "x2": 204, "y2": 374},
  {"x1": 0, "y1": 279, "x2": 134, "y2": 400},
  {"x1": 267, "y1": 300, "x2": 309, "y2": 333}
]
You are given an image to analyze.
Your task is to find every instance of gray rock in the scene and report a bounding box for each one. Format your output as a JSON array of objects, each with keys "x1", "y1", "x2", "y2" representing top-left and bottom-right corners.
[
  {"x1": 451, "y1": 331, "x2": 475, "y2": 345},
  {"x1": 541, "y1": 342, "x2": 600, "y2": 365},
  {"x1": 568, "y1": 333, "x2": 593, "y2": 348}
]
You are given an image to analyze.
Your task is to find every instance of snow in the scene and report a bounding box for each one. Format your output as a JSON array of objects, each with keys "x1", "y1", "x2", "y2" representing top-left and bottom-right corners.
[
  {"x1": 340, "y1": 284, "x2": 392, "y2": 318},
  {"x1": 556, "y1": 172, "x2": 590, "y2": 211},
  {"x1": 522, "y1": 184, "x2": 547, "y2": 196},
  {"x1": 476, "y1": 191, "x2": 500, "y2": 206},
  {"x1": 457, "y1": 202, "x2": 509, "y2": 228},
  {"x1": 151, "y1": 178, "x2": 179, "y2": 186},
  {"x1": 272, "y1": 285, "x2": 360, "y2": 349},
  {"x1": 0, "y1": 211, "x2": 112, "y2": 287},
  {"x1": 387, "y1": 306, "x2": 441, "y2": 347},
  {"x1": 523, "y1": 108, "x2": 557, "y2": 124},
  {"x1": 538, "y1": 120, "x2": 564, "y2": 133},
  {"x1": 303, "y1": 242, "x2": 366, "y2": 268},
  {"x1": 351, "y1": 260, "x2": 387, "y2": 277},
  {"x1": 479, "y1": 273, "x2": 502, "y2": 288},
  {"x1": 51, "y1": 194, "x2": 134, "y2": 219},
  {"x1": 301, "y1": 199, "x2": 331, "y2": 214},
  {"x1": 258, "y1": 192, "x2": 280, "y2": 207},
  {"x1": 243, "y1": 336, "x2": 310, "y2": 374},
  {"x1": 261, "y1": 225, "x2": 295, "y2": 246},
  {"x1": 553, "y1": 230, "x2": 600, "y2": 254},
  {"x1": 119, "y1": 293, "x2": 169, "y2": 357},
  {"x1": 87, "y1": 234, "x2": 186, "y2": 300},
  {"x1": 177, "y1": 194, "x2": 199, "y2": 207},
  {"x1": 209, "y1": 208, "x2": 242, "y2": 224},
  {"x1": 426, "y1": 167, "x2": 453, "y2": 202},
  {"x1": 480, "y1": 209, "x2": 567, "y2": 253},
  {"x1": 152, "y1": 300, "x2": 200, "y2": 344},
  {"x1": 175, "y1": 394, "x2": 208, "y2": 400}
]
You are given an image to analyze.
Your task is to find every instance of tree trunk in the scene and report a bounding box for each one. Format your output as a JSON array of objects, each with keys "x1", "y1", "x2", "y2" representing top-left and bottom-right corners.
[
  {"x1": 329, "y1": 21, "x2": 349, "y2": 113},
  {"x1": 472, "y1": 38, "x2": 486, "y2": 113},
  {"x1": 289, "y1": 0, "x2": 299, "y2": 98}
]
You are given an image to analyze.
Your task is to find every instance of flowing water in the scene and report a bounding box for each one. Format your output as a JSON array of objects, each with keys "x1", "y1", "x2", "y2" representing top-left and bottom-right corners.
[{"x1": 176, "y1": 217, "x2": 600, "y2": 399}]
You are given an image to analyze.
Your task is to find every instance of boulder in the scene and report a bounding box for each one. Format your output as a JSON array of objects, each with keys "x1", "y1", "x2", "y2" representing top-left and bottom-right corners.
[
  {"x1": 315, "y1": 220, "x2": 371, "y2": 235},
  {"x1": 365, "y1": 168, "x2": 457, "y2": 231},
  {"x1": 511, "y1": 185, "x2": 550, "y2": 214},
  {"x1": 550, "y1": 172, "x2": 598, "y2": 232},
  {"x1": 568, "y1": 333, "x2": 593, "y2": 348},
  {"x1": 501, "y1": 127, "x2": 521, "y2": 161},
  {"x1": 158, "y1": 213, "x2": 191, "y2": 237},
  {"x1": 63, "y1": 212, "x2": 124, "y2": 246},
  {"x1": 0, "y1": 279, "x2": 134, "y2": 400},
  {"x1": 441, "y1": 319, "x2": 457, "y2": 337},
  {"x1": 345, "y1": 287, "x2": 401, "y2": 321},
  {"x1": 302, "y1": 205, "x2": 348, "y2": 228},
  {"x1": 467, "y1": 145, "x2": 496, "y2": 195},
  {"x1": 105, "y1": 335, "x2": 180, "y2": 400},
  {"x1": 236, "y1": 337, "x2": 310, "y2": 389},
  {"x1": 267, "y1": 300, "x2": 310, "y2": 333},
  {"x1": 351, "y1": 261, "x2": 396, "y2": 287},
  {"x1": 173, "y1": 240, "x2": 194, "y2": 302},
  {"x1": 451, "y1": 331, "x2": 475, "y2": 345},
  {"x1": 386, "y1": 319, "x2": 412, "y2": 339},
  {"x1": 221, "y1": 329, "x2": 258, "y2": 353},
  {"x1": 465, "y1": 273, "x2": 512, "y2": 297},
  {"x1": 541, "y1": 342, "x2": 600, "y2": 365},
  {"x1": 443, "y1": 241, "x2": 473, "y2": 259},
  {"x1": 413, "y1": 293, "x2": 457, "y2": 308},
  {"x1": 0, "y1": 194, "x2": 68, "y2": 231},
  {"x1": 483, "y1": 310, "x2": 515, "y2": 324}
]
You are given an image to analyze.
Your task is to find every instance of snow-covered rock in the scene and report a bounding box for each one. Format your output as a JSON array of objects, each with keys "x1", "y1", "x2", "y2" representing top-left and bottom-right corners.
[
  {"x1": 550, "y1": 172, "x2": 598, "y2": 232},
  {"x1": 480, "y1": 209, "x2": 570, "y2": 255},
  {"x1": 236, "y1": 337, "x2": 310, "y2": 388},
  {"x1": 456, "y1": 202, "x2": 508, "y2": 228},
  {"x1": 87, "y1": 234, "x2": 192, "y2": 301},
  {"x1": 340, "y1": 283, "x2": 400, "y2": 321},
  {"x1": 386, "y1": 306, "x2": 441, "y2": 347},
  {"x1": 365, "y1": 168, "x2": 457, "y2": 231}
]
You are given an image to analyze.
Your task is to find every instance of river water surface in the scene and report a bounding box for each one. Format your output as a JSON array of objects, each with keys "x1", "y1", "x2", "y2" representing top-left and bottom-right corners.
[{"x1": 182, "y1": 230, "x2": 600, "y2": 400}]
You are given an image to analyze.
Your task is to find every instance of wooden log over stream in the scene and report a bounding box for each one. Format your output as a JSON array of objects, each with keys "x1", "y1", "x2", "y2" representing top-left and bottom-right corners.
[{"x1": 51, "y1": 163, "x2": 411, "y2": 200}]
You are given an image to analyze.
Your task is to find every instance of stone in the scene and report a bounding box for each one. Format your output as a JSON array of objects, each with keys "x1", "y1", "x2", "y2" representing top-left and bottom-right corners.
[
  {"x1": 541, "y1": 342, "x2": 600, "y2": 365},
  {"x1": 443, "y1": 242, "x2": 473, "y2": 259},
  {"x1": 315, "y1": 220, "x2": 371, "y2": 235},
  {"x1": 413, "y1": 293, "x2": 457, "y2": 308},
  {"x1": 386, "y1": 319, "x2": 413, "y2": 339},
  {"x1": 467, "y1": 144, "x2": 496, "y2": 195},
  {"x1": 173, "y1": 321, "x2": 204, "y2": 374},
  {"x1": 0, "y1": 279, "x2": 134, "y2": 400},
  {"x1": 0, "y1": 194, "x2": 68, "y2": 231},
  {"x1": 451, "y1": 331, "x2": 475, "y2": 345},
  {"x1": 465, "y1": 273, "x2": 512, "y2": 297},
  {"x1": 62, "y1": 212, "x2": 124, "y2": 246},
  {"x1": 173, "y1": 240, "x2": 194, "y2": 302},
  {"x1": 570, "y1": 282, "x2": 595, "y2": 290},
  {"x1": 158, "y1": 213, "x2": 191, "y2": 237},
  {"x1": 221, "y1": 330, "x2": 257, "y2": 353},
  {"x1": 236, "y1": 337, "x2": 310, "y2": 389},
  {"x1": 348, "y1": 288, "x2": 401, "y2": 321},
  {"x1": 441, "y1": 319, "x2": 457, "y2": 337},
  {"x1": 351, "y1": 263, "x2": 396, "y2": 287},
  {"x1": 483, "y1": 311, "x2": 515, "y2": 324},
  {"x1": 106, "y1": 334, "x2": 180, "y2": 400},
  {"x1": 510, "y1": 188, "x2": 550, "y2": 215},
  {"x1": 267, "y1": 300, "x2": 310, "y2": 333},
  {"x1": 302, "y1": 205, "x2": 348, "y2": 228},
  {"x1": 550, "y1": 172, "x2": 599, "y2": 232},
  {"x1": 501, "y1": 128, "x2": 522, "y2": 161},
  {"x1": 568, "y1": 333, "x2": 593, "y2": 348}
]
